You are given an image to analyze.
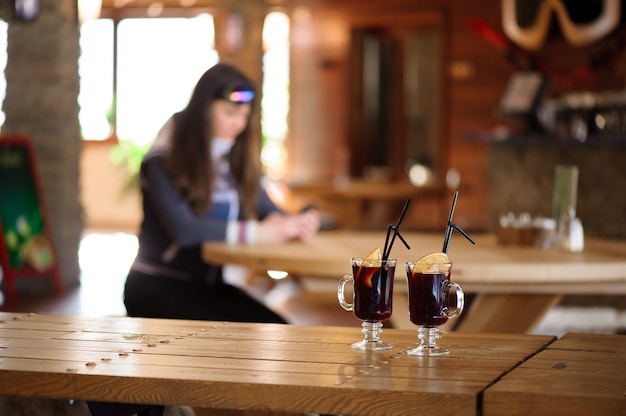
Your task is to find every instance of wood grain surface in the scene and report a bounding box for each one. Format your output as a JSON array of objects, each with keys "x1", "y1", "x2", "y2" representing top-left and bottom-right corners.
[
  {"x1": 0, "y1": 313, "x2": 556, "y2": 416},
  {"x1": 483, "y1": 332, "x2": 626, "y2": 416}
]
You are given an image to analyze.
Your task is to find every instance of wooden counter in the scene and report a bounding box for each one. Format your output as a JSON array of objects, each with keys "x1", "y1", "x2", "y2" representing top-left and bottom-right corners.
[{"x1": 0, "y1": 312, "x2": 555, "y2": 416}]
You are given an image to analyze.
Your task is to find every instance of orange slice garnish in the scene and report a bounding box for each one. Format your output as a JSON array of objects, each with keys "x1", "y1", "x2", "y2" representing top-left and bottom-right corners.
[
  {"x1": 358, "y1": 246, "x2": 382, "y2": 287},
  {"x1": 412, "y1": 252, "x2": 450, "y2": 273},
  {"x1": 364, "y1": 246, "x2": 382, "y2": 266}
]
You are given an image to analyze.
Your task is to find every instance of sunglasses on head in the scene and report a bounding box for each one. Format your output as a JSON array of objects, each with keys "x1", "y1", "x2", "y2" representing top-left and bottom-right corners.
[{"x1": 216, "y1": 85, "x2": 255, "y2": 104}]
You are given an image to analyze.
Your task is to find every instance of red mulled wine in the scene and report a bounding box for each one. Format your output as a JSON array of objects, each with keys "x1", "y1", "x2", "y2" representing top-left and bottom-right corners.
[
  {"x1": 352, "y1": 262, "x2": 395, "y2": 321},
  {"x1": 406, "y1": 270, "x2": 450, "y2": 326}
]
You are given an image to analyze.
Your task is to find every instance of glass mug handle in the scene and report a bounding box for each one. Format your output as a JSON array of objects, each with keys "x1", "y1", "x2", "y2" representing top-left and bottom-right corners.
[
  {"x1": 337, "y1": 274, "x2": 354, "y2": 312},
  {"x1": 442, "y1": 281, "x2": 465, "y2": 319}
]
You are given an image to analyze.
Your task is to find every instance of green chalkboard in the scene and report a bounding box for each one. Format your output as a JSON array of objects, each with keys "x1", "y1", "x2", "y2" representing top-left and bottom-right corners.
[{"x1": 0, "y1": 136, "x2": 62, "y2": 302}]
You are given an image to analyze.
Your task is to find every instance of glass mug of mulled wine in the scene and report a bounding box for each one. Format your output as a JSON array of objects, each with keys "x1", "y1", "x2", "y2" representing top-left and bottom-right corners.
[
  {"x1": 337, "y1": 257, "x2": 396, "y2": 350},
  {"x1": 405, "y1": 253, "x2": 464, "y2": 356}
]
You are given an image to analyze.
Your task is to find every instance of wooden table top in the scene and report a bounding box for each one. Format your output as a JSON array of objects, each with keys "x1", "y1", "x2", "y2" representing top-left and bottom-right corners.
[
  {"x1": 203, "y1": 231, "x2": 626, "y2": 294},
  {"x1": 484, "y1": 332, "x2": 626, "y2": 416},
  {"x1": 0, "y1": 312, "x2": 555, "y2": 416}
]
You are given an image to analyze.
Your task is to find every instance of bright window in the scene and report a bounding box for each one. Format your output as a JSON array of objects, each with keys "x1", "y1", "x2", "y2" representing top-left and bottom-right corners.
[
  {"x1": 79, "y1": 14, "x2": 218, "y2": 144},
  {"x1": 78, "y1": 18, "x2": 114, "y2": 140},
  {"x1": 261, "y1": 11, "x2": 290, "y2": 179},
  {"x1": 116, "y1": 15, "x2": 217, "y2": 144},
  {"x1": 1, "y1": 11, "x2": 290, "y2": 163}
]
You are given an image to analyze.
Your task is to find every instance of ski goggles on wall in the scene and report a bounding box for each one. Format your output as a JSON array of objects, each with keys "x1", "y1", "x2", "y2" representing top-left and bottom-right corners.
[
  {"x1": 215, "y1": 84, "x2": 255, "y2": 104},
  {"x1": 502, "y1": 0, "x2": 621, "y2": 50}
]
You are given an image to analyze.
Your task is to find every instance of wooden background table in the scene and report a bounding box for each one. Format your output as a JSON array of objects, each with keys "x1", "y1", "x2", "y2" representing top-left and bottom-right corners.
[
  {"x1": 203, "y1": 231, "x2": 626, "y2": 333},
  {"x1": 0, "y1": 312, "x2": 555, "y2": 416},
  {"x1": 484, "y1": 332, "x2": 626, "y2": 416},
  {"x1": 286, "y1": 180, "x2": 446, "y2": 229}
]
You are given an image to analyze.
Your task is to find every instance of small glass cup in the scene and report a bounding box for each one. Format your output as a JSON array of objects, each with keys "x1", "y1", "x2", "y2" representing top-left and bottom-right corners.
[
  {"x1": 405, "y1": 261, "x2": 464, "y2": 356},
  {"x1": 338, "y1": 257, "x2": 396, "y2": 350}
]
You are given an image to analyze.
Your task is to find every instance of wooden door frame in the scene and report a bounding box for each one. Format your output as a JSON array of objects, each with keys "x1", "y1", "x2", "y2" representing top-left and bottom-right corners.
[{"x1": 346, "y1": 10, "x2": 448, "y2": 182}]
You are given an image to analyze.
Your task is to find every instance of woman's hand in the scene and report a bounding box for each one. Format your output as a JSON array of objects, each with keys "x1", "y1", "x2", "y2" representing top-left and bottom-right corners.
[
  {"x1": 293, "y1": 208, "x2": 321, "y2": 241},
  {"x1": 256, "y1": 210, "x2": 321, "y2": 244}
]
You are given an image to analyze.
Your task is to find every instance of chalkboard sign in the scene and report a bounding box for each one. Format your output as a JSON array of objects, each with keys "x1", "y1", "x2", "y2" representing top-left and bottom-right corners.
[{"x1": 0, "y1": 136, "x2": 63, "y2": 302}]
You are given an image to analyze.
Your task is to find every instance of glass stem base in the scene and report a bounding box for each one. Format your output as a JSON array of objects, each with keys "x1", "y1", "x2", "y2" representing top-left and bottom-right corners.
[
  {"x1": 407, "y1": 326, "x2": 449, "y2": 356},
  {"x1": 351, "y1": 320, "x2": 393, "y2": 351}
]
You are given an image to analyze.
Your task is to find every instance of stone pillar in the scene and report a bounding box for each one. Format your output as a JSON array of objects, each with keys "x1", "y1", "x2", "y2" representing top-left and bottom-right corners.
[{"x1": 3, "y1": 0, "x2": 83, "y2": 291}]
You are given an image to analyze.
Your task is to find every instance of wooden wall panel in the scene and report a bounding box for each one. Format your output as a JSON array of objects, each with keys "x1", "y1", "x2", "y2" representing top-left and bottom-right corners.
[{"x1": 287, "y1": 0, "x2": 625, "y2": 230}]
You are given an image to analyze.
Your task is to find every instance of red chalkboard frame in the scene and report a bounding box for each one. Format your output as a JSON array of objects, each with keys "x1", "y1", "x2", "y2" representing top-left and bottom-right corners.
[{"x1": 0, "y1": 136, "x2": 63, "y2": 303}]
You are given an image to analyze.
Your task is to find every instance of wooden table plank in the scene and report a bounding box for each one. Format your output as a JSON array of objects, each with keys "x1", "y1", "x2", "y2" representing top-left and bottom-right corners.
[
  {"x1": 0, "y1": 313, "x2": 556, "y2": 416},
  {"x1": 484, "y1": 333, "x2": 626, "y2": 416}
]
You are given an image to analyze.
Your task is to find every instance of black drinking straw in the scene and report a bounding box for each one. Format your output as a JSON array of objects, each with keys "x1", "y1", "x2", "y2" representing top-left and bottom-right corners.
[
  {"x1": 442, "y1": 192, "x2": 458, "y2": 253},
  {"x1": 442, "y1": 191, "x2": 476, "y2": 253},
  {"x1": 382, "y1": 225, "x2": 393, "y2": 261},
  {"x1": 382, "y1": 198, "x2": 412, "y2": 261}
]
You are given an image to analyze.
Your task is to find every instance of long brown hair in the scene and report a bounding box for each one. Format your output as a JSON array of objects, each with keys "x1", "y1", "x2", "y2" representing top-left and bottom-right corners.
[{"x1": 164, "y1": 63, "x2": 260, "y2": 218}]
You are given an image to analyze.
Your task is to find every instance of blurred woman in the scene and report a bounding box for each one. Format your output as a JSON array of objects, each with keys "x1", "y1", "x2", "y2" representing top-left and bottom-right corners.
[{"x1": 123, "y1": 63, "x2": 320, "y2": 323}]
